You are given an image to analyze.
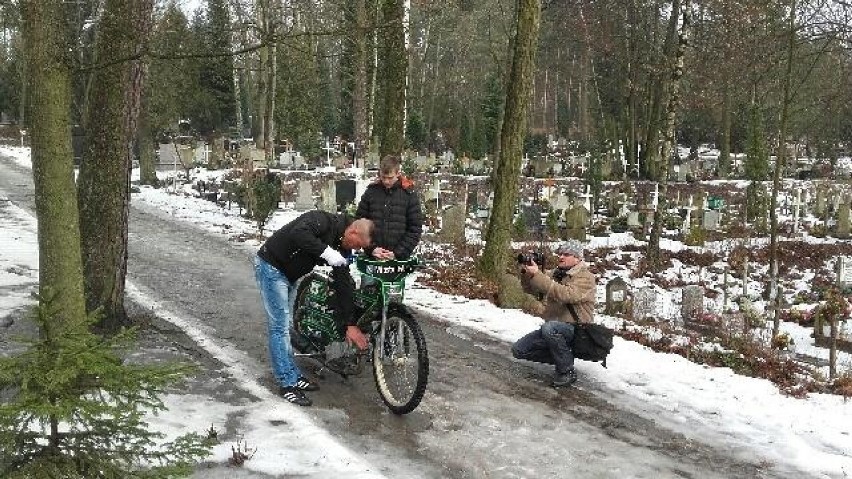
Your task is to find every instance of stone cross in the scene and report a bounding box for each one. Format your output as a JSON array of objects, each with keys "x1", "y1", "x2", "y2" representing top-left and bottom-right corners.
[{"x1": 322, "y1": 140, "x2": 335, "y2": 168}]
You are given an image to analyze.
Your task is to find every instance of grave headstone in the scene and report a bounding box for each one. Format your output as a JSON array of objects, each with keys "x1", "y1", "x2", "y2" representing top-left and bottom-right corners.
[
  {"x1": 703, "y1": 210, "x2": 721, "y2": 231},
  {"x1": 333, "y1": 155, "x2": 348, "y2": 170},
  {"x1": 632, "y1": 287, "x2": 657, "y2": 322},
  {"x1": 550, "y1": 192, "x2": 572, "y2": 212},
  {"x1": 681, "y1": 285, "x2": 704, "y2": 324},
  {"x1": 815, "y1": 188, "x2": 826, "y2": 217},
  {"x1": 837, "y1": 200, "x2": 851, "y2": 239},
  {"x1": 475, "y1": 206, "x2": 490, "y2": 220},
  {"x1": 440, "y1": 205, "x2": 466, "y2": 243},
  {"x1": 564, "y1": 204, "x2": 588, "y2": 241},
  {"x1": 294, "y1": 181, "x2": 315, "y2": 211},
  {"x1": 605, "y1": 277, "x2": 630, "y2": 316},
  {"x1": 335, "y1": 179, "x2": 357, "y2": 212},
  {"x1": 837, "y1": 256, "x2": 852, "y2": 288},
  {"x1": 677, "y1": 163, "x2": 689, "y2": 182},
  {"x1": 319, "y1": 180, "x2": 337, "y2": 213},
  {"x1": 521, "y1": 204, "x2": 544, "y2": 233},
  {"x1": 627, "y1": 211, "x2": 641, "y2": 228},
  {"x1": 157, "y1": 143, "x2": 178, "y2": 166}
]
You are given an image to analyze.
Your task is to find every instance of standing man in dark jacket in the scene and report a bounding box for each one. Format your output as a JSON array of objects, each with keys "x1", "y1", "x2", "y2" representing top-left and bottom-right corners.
[
  {"x1": 255, "y1": 210, "x2": 373, "y2": 406},
  {"x1": 356, "y1": 155, "x2": 423, "y2": 260}
]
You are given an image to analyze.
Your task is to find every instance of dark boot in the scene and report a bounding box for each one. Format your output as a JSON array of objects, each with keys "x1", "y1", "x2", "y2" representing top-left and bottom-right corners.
[{"x1": 552, "y1": 368, "x2": 578, "y2": 388}]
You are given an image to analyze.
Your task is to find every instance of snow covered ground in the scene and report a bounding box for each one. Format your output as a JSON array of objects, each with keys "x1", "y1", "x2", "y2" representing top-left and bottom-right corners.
[{"x1": 2, "y1": 145, "x2": 852, "y2": 478}]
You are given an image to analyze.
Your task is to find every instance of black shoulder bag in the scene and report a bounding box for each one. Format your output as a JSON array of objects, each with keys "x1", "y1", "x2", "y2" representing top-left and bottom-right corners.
[{"x1": 566, "y1": 304, "x2": 614, "y2": 368}]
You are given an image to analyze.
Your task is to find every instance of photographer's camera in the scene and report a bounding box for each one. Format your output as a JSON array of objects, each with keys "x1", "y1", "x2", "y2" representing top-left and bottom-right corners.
[{"x1": 516, "y1": 251, "x2": 545, "y2": 266}]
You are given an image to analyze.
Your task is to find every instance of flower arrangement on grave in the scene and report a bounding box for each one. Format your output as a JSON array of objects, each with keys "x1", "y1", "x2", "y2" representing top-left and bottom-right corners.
[
  {"x1": 813, "y1": 288, "x2": 851, "y2": 330},
  {"x1": 771, "y1": 332, "x2": 794, "y2": 350}
]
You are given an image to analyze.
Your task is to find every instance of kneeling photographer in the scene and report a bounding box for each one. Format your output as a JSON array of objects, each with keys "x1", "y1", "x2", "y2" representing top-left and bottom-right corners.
[{"x1": 511, "y1": 239, "x2": 597, "y2": 387}]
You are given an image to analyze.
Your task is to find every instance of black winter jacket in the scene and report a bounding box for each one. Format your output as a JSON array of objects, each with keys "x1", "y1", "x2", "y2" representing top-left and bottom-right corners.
[
  {"x1": 355, "y1": 176, "x2": 423, "y2": 259},
  {"x1": 257, "y1": 210, "x2": 356, "y2": 325}
]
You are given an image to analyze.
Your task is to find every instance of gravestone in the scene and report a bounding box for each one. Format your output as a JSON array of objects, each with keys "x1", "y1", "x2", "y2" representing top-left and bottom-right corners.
[
  {"x1": 333, "y1": 155, "x2": 348, "y2": 170},
  {"x1": 335, "y1": 179, "x2": 357, "y2": 212},
  {"x1": 475, "y1": 207, "x2": 490, "y2": 220},
  {"x1": 364, "y1": 151, "x2": 380, "y2": 170},
  {"x1": 632, "y1": 287, "x2": 657, "y2": 322},
  {"x1": 319, "y1": 180, "x2": 337, "y2": 213},
  {"x1": 677, "y1": 163, "x2": 689, "y2": 182},
  {"x1": 815, "y1": 188, "x2": 826, "y2": 217},
  {"x1": 294, "y1": 181, "x2": 315, "y2": 211},
  {"x1": 837, "y1": 256, "x2": 852, "y2": 289},
  {"x1": 550, "y1": 193, "x2": 572, "y2": 213},
  {"x1": 627, "y1": 211, "x2": 641, "y2": 228},
  {"x1": 158, "y1": 143, "x2": 179, "y2": 166},
  {"x1": 837, "y1": 201, "x2": 851, "y2": 239},
  {"x1": 605, "y1": 277, "x2": 630, "y2": 316},
  {"x1": 563, "y1": 204, "x2": 588, "y2": 241},
  {"x1": 440, "y1": 205, "x2": 466, "y2": 243},
  {"x1": 292, "y1": 152, "x2": 305, "y2": 169},
  {"x1": 703, "y1": 210, "x2": 721, "y2": 231},
  {"x1": 521, "y1": 204, "x2": 544, "y2": 233},
  {"x1": 681, "y1": 285, "x2": 704, "y2": 323}
]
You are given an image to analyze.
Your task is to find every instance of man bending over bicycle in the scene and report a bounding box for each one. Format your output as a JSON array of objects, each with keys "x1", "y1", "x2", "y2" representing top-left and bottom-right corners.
[{"x1": 255, "y1": 210, "x2": 374, "y2": 406}]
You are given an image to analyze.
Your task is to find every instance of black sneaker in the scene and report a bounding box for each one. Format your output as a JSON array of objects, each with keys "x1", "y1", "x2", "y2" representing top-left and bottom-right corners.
[
  {"x1": 295, "y1": 377, "x2": 319, "y2": 391},
  {"x1": 279, "y1": 387, "x2": 312, "y2": 406},
  {"x1": 552, "y1": 368, "x2": 578, "y2": 388}
]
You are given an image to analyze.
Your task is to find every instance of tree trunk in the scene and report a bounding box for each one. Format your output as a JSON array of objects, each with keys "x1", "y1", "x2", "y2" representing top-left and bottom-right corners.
[
  {"x1": 254, "y1": 1, "x2": 269, "y2": 148},
  {"x1": 479, "y1": 0, "x2": 542, "y2": 283},
  {"x1": 646, "y1": 0, "x2": 691, "y2": 272},
  {"x1": 20, "y1": 0, "x2": 87, "y2": 324},
  {"x1": 263, "y1": 34, "x2": 277, "y2": 163},
  {"x1": 378, "y1": 0, "x2": 407, "y2": 157},
  {"x1": 138, "y1": 96, "x2": 158, "y2": 186},
  {"x1": 353, "y1": 0, "x2": 369, "y2": 160},
  {"x1": 769, "y1": 0, "x2": 796, "y2": 339},
  {"x1": 77, "y1": 0, "x2": 153, "y2": 328},
  {"x1": 641, "y1": 0, "x2": 680, "y2": 181},
  {"x1": 234, "y1": 67, "x2": 243, "y2": 136},
  {"x1": 718, "y1": 87, "x2": 731, "y2": 178}
]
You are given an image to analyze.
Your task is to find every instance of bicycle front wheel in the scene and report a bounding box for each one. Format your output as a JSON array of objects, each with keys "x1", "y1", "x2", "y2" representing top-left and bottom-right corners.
[{"x1": 372, "y1": 305, "x2": 429, "y2": 415}]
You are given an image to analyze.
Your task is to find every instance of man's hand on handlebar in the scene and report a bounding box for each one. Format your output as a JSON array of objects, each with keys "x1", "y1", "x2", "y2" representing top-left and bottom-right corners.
[
  {"x1": 372, "y1": 247, "x2": 395, "y2": 260},
  {"x1": 346, "y1": 325, "x2": 369, "y2": 350}
]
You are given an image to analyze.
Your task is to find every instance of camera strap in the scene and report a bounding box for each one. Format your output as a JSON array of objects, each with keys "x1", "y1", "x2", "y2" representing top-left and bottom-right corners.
[{"x1": 566, "y1": 303, "x2": 581, "y2": 323}]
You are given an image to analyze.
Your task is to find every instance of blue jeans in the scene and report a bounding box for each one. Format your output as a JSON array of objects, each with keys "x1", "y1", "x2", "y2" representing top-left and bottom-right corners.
[
  {"x1": 512, "y1": 321, "x2": 576, "y2": 374},
  {"x1": 254, "y1": 255, "x2": 301, "y2": 387}
]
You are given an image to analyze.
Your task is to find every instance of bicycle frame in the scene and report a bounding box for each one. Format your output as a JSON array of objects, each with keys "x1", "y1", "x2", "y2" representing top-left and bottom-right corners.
[{"x1": 355, "y1": 256, "x2": 417, "y2": 356}]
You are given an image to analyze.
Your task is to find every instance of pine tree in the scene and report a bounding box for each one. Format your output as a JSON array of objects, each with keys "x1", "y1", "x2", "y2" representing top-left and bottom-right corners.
[
  {"x1": 406, "y1": 108, "x2": 428, "y2": 152},
  {"x1": 0, "y1": 296, "x2": 211, "y2": 478}
]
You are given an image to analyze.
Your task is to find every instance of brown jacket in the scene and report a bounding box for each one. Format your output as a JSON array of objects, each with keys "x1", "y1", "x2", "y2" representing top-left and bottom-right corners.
[{"x1": 522, "y1": 262, "x2": 597, "y2": 324}]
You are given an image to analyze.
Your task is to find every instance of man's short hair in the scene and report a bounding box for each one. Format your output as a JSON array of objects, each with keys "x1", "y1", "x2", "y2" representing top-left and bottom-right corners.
[
  {"x1": 350, "y1": 218, "x2": 374, "y2": 244},
  {"x1": 379, "y1": 155, "x2": 401, "y2": 175}
]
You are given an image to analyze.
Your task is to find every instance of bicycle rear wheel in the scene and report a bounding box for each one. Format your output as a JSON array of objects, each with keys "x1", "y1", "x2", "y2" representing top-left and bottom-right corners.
[{"x1": 372, "y1": 305, "x2": 429, "y2": 414}]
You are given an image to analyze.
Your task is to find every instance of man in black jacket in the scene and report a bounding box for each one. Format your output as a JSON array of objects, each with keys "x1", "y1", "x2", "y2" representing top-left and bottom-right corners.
[
  {"x1": 255, "y1": 210, "x2": 373, "y2": 406},
  {"x1": 355, "y1": 155, "x2": 423, "y2": 260}
]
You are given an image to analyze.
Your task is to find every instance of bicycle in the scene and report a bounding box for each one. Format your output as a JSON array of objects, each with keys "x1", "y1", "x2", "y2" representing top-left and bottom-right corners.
[{"x1": 290, "y1": 255, "x2": 429, "y2": 415}]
